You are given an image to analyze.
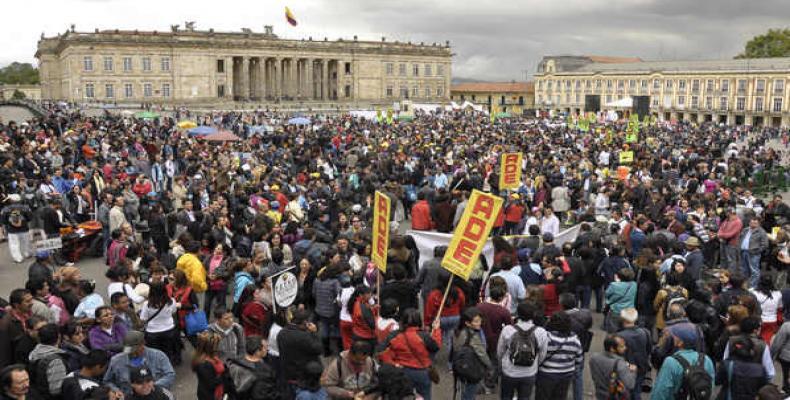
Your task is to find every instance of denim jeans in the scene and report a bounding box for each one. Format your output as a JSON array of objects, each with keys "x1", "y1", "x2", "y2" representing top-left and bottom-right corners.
[
  {"x1": 631, "y1": 372, "x2": 645, "y2": 400},
  {"x1": 576, "y1": 285, "x2": 592, "y2": 309},
  {"x1": 573, "y1": 357, "x2": 585, "y2": 400},
  {"x1": 535, "y1": 372, "x2": 573, "y2": 400},
  {"x1": 203, "y1": 288, "x2": 227, "y2": 320},
  {"x1": 722, "y1": 243, "x2": 740, "y2": 271},
  {"x1": 440, "y1": 315, "x2": 461, "y2": 367},
  {"x1": 403, "y1": 367, "x2": 432, "y2": 400},
  {"x1": 741, "y1": 250, "x2": 762, "y2": 287},
  {"x1": 455, "y1": 379, "x2": 479, "y2": 400},
  {"x1": 500, "y1": 374, "x2": 535, "y2": 400}
]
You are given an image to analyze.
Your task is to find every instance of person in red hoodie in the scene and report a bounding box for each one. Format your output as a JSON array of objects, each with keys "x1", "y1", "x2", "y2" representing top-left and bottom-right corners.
[
  {"x1": 377, "y1": 308, "x2": 442, "y2": 400},
  {"x1": 504, "y1": 194, "x2": 525, "y2": 235},
  {"x1": 717, "y1": 208, "x2": 743, "y2": 271},
  {"x1": 424, "y1": 272, "x2": 465, "y2": 366},
  {"x1": 410, "y1": 192, "x2": 434, "y2": 231},
  {"x1": 241, "y1": 282, "x2": 271, "y2": 338},
  {"x1": 132, "y1": 175, "x2": 153, "y2": 198},
  {"x1": 349, "y1": 285, "x2": 377, "y2": 348}
]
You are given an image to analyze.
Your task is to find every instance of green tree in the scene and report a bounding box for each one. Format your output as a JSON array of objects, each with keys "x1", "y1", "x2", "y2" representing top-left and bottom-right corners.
[
  {"x1": 736, "y1": 28, "x2": 790, "y2": 59},
  {"x1": 0, "y1": 62, "x2": 40, "y2": 84},
  {"x1": 11, "y1": 89, "x2": 26, "y2": 100}
]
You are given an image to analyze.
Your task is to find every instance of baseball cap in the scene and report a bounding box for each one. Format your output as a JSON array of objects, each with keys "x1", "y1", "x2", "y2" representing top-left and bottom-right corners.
[
  {"x1": 129, "y1": 366, "x2": 154, "y2": 384},
  {"x1": 36, "y1": 250, "x2": 51, "y2": 260}
]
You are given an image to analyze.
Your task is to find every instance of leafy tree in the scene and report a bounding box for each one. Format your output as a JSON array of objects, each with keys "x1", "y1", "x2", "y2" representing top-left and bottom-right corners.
[
  {"x1": 0, "y1": 62, "x2": 40, "y2": 84},
  {"x1": 736, "y1": 28, "x2": 790, "y2": 59},
  {"x1": 11, "y1": 90, "x2": 26, "y2": 100}
]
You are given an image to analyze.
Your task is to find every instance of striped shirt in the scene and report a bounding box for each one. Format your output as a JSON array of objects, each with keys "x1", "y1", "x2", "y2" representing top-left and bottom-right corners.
[{"x1": 538, "y1": 331, "x2": 583, "y2": 375}]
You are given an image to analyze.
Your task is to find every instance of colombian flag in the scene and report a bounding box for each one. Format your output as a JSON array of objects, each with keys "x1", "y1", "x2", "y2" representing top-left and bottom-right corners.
[{"x1": 285, "y1": 7, "x2": 298, "y2": 26}]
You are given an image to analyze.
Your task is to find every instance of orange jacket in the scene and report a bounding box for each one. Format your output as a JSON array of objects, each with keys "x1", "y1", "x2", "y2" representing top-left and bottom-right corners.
[{"x1": 410, "y1": 200, "x2": 434, "y2": 230}]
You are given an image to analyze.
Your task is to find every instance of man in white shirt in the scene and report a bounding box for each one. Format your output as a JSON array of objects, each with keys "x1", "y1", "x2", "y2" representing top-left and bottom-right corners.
[{"x1": 108, "y1": 197, "x2": 127, "y2": 234}]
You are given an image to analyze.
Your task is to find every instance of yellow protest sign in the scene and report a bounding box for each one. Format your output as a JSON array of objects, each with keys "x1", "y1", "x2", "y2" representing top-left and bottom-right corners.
[
  {"x1": 619, "y1": 151, "x2": 634, "y2": 164},
  {"x1": 371, "y1": 191, "x2": 391, "y2": 272},
  {"x1": 499, "y1": 152, "x2": 523, "y2": 190},
  {"x1": 442, "y1": 190, "x2": 503, "y2": 280}
]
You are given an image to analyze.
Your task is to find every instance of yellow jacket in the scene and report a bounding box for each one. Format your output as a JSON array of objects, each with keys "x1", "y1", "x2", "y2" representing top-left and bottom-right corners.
[{"x1": 176, "y1": 253, "x2": 207, "y2": 293}]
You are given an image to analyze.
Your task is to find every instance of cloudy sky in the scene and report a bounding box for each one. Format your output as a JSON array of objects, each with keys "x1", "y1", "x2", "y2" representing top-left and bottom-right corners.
[{"x1": 3, "y1": 0, "x2": 789, "y2": 81}]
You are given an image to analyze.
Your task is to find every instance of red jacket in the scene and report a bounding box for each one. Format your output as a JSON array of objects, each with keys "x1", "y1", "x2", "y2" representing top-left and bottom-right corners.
[
  {"x1": 504, "y1": 204, "x2": 525, "y2": 223},
  {"x1": 542, "y1": 283, "x2": 561, "y2": 317},
  {"x1": 241, "y1": 301, "x2": 269, "y2": 337},
  {"x1": 411, "y1": 200, "x2": 434, "y2": 231},
  {"x1": 718, "y1": 217, "x2": 743, "y2": 246},
  {"x1": 379, "y1": 327, "x2": 442, "y2": 369},
  {"x1": 424, "y1": 288, "x2": 465, "y2": 326},
  {"x1": 351, "y1": 298, "x2": 377, "y2": 340},
  {"x1": 132, "y1": 181, "x2": 152, "y2": 197}
]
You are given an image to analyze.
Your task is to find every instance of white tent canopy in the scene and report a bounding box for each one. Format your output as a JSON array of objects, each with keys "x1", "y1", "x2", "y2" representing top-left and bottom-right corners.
[{"x1": 605, "y1": 97, "x2": 633, "y2": 108}]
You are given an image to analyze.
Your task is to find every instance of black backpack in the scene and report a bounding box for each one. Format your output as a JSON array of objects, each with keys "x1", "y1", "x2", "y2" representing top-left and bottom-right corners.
[
  {"x1": 508, "y1": 325, "x2": 538, "y2": 367},
  {"x1": 28, "y1": 353, "x2": 66, "y2": 400},
  {"x1": 671, "y1": 352, "x2": 712, "y2": 400},
  {"x1": 452, "y1": 330, "x2": 485, "y2": 383}
]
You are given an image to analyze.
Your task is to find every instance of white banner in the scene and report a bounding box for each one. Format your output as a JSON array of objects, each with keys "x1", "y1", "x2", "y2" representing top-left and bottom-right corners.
[{"x1": 407, "y1": 224, "x2": 582, "y2": 269}]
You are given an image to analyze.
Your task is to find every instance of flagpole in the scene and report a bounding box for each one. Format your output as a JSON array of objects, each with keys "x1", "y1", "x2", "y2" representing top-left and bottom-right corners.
[{"x1": 431, "y1": 277, "x2": 453, "y2": 333}]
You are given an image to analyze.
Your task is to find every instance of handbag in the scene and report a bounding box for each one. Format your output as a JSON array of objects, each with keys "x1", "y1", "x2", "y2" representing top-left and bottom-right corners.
[{"x1": 184, "y1": 306, "x2": 209, "y2": 336}]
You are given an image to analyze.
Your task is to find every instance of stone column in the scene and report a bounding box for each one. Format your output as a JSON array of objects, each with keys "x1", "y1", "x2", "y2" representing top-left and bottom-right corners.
[
  {"x1": 290, "y1": 59, "x2": 298, "y2": 99},
  {"x1": 305, "y1": 59, "x2": 314, "y2": 100},
  {"x1": 240, "y1": 57, "x2": 250, "y2": 100},
  {"x1": 257, "y1": 58, "x2": 265, "y2": 100},
  {"x1": 226, "y1": 57, "x2": 234, "y2": 99},
  {"x1": 263, "y1": 58, "x2": 272, "y2": 99},
  {"x1": 274, "y1": 58, "x2": 282, "y2": 99},
  {"x1": 322, "y1": 60, "x2": 330, "y2": 100}
]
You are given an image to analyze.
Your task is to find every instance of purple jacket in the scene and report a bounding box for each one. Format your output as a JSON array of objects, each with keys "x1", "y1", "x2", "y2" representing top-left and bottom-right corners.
[{"x1": 88, "y1": 323, "x2": 127, "y2": 355}]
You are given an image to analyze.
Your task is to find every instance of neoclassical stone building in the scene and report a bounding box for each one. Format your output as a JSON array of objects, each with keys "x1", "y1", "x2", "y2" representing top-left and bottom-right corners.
[{"x1": 36, "y1": 26, "x2": 452, "y2": 105}]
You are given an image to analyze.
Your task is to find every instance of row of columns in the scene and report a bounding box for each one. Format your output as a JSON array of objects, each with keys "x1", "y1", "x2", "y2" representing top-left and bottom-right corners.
[{"x1": 229, "y1": 56, "x2": 341, "y2": 101}]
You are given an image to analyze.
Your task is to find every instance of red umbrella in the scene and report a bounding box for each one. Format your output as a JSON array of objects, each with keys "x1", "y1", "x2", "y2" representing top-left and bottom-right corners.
[{"x1": 203, "y1": 130, "x2": 241, "y2": 142}]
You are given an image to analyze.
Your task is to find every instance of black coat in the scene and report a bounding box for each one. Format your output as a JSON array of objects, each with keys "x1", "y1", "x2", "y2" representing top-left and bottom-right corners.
[
  {"x1": 380, "y1": 280, "x2": 419, "y2": 311},
  {"x1": 277, "y1": 325, "x2": 323, "y2": 382}
]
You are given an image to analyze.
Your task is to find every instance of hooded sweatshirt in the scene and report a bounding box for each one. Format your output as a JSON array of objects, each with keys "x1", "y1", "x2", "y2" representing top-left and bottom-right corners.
[{"x1": 29, "y1": 344, "x2": 68, "y2": 397}]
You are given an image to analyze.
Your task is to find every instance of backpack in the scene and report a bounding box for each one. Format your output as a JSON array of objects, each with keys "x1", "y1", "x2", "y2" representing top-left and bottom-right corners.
[
  {"x1": 508, "y1": 325, "x2": 538, "y2": 367},
  {"x1": 607, "y1": 360, "x2": 630, "y2": 400},
  {"x1": 29, "y1": 353, "x2": 66, "y2": 400},
  {"x1": 451, "y1": 330, "x2": 486, "y2": 383},
  {"x1": 663, "y1": 287, "x2": 686, "y2": 319},
  {"x1": 8, "y1": 208, "x2": 24, "y2": 228},
  {"x1": 672, "y1": 352, "x2": 712, "y2": 400}
]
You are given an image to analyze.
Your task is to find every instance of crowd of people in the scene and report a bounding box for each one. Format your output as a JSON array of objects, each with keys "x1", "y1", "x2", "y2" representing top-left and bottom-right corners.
[{"x1": 0, "y1": 103, "x2": 788, "y2": 400}]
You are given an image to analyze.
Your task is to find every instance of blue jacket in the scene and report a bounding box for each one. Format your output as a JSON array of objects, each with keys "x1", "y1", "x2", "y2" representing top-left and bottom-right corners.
[
  {"x1": 103, "y1": 347, "x2": 175, "y2": 397},
  {"x1": 234, "y1": 272, "x2": 255, "y2": 303},
  {"x1": 650, "y1": 349, "x2": 714, "y2": 400},
  {"x1": 630, "y1": 228, "x2": 646, "y2": 256},
  {"x1": 605, "y1": 281, "x2": 636, "y2": 316}
]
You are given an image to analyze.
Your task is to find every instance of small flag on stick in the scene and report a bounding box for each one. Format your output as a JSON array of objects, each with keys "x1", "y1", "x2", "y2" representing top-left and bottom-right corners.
[{"x1": 285, "y1": 7, "x2": 298, "y2": 26}]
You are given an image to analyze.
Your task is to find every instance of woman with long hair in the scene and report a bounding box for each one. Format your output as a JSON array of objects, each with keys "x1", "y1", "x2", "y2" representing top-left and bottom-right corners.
[
  {"x1": 268, "y1": 233, "x2": 293, "y2": 266},
  {"x1": 167, "y1": 269, "x2": 200, "y2": 343},
  {"x1": 452, "y1": 307, "x2": 491, "y2": 400},
  {"x1": 192, "y1": 331, "x2": 233, "y2": 400},
  {"x1": 140, "y1": 281, "x2": 180, "y2": 365},
  {"x1": 202, "y1": 244, "x2": 229, "y2": 320},
  {"x1": 750, "y1": 274, "x2": 783, "y2": 343},
  {"x1": 349, "y1": 285, "x2": 377, "y2": 348},
  {"x1": 60, "y1": 322, "x2": 90, "y2": 372},
  {"x1": 424, "y1": 271, "x2": 465, "y2": 364},
  {"x1": 241, "y1": 280, "x2": 273, "y2": 337}
]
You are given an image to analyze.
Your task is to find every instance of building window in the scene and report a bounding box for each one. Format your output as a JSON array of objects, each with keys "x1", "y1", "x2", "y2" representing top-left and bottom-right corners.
[
  {"x1": 142, "y1": 57, "x2": 152, "y2": 72},
  {"x1": 471, "y1": 95, "x2": 476, "y2": 101},
  {"x1": 83, "y1": 57, "x2": 93, "y2": 72},
  {"x1": 651, "y1": 97, "x2": 659, "y2": 107},
  {"x1": 124, "y1": 83, "x2": 133, "y2": 98},
  {"x1": 691, "y1": 79, "x2": 700, "y2": 92},
  {"x1": 586, "y1": 80, "x2": 592, "y2": 89},
  {"x1": 386, "y1": 86, "x2": 393, "y2": 97},
  {"x1": 519, "y1": 96, "x2": 525, "y2": 105},
  {"x1": 161, "y1": 57, "x2": 170, "y2": 72},
  {"x1": 606, "y1": 80, "x2": 613, "y2": 89},
  {"x1": 437, "y1": 65, "x2": 444, "y2": 76},
  {"x1": 162, "y1": 83, "x2": 171, "y2": 98},
  {"x1": 628, "y1": 80, "x2": 636, "y2": 89},
  {"x1": 736, "y1": 97, "x2": 745, "y2": 111},
  {"x1": 143, "y1": 83, "x2": 153, "y2": 97},
  {"x1": 705, "y1": 96, "x2": 712, "y2": 110},
  {"x1": 565, "y1": 80, "x2": 571, "y2": 89},
  {"x1": 756, "y1": 79, "x2": 765, "y2": 93},
  {"x1": 344, "y1": 62, "x2": 351, "y2": 75},
  {"x1": 105, "y1": 84, "x2": 114, "y2": 98},
  {"x1": 595, "y1": 79, "x2": 602, "y2": 89},
  {"x1": 386, "y1": 63, "x2": 393, "y2": 75},
  {"x1": 755, "y1": 97, "x2": 764, "y2": 112},
  {"x1": 547, "y1": 81, "x2": 553, "y2": 91},
  {"x1": 606, "y1": 95, "x2": 613, "y2": 103},
  {"x1": 217, "y1": 59, "x2": 225, "y2": 73},
  {"x1": 412, "y1": 65, "x2": 419, "y2": 77},
  {"x1": 103, "y1": 57, "x2": 113, "y2": 72},
  {"x1": 706, "y1": 79, "x2": 714, "y2": 92},
  {"x1": 652, "y1": 79, "x2": 660, "y2": 90},
  {"x1": 773, "y1": 97, "x2": 783, "y2": 112},
  {"x1": 123, "y1": 57, "x2": 133, "y2": 72},
  {"x1": 774, "y1": 79, "x2": 785, "y2": 94},
  {"x1": 575, "y1": 94, "x2": 580, "y2": 103},
  {"x1": 537, "y1": 81, "x2": 543, "y2": 90},
  {"x1": 678, "y1": 80, "x2": 686, "y2": 91},
  {"x1": 399, "y1": 64, "x2": 406, "y2": 76},
  {"x1": 424, "y1": 64, "x2": 431, "y2": 76},
  {"x1": 720, "y1": 79, "x2": 729, "y2": 92},
  {"x1": 678, "y1": 96, "x2": 685, "y2": 106},
  {"x1": 400, "y1": 85, "x2": 408, "y2": 98},
  {"x1": 737, "y1": 79, "x2": 747, "y2": 93},
  {"x1": 217, "y1": 84, "x2": 225, "y2": 98},
  {"x1": 575, "y1": 80, "x2": 581, "y2": 90},
  {"x1": 665, "y1": 79, "x2": 673, "y2": 89},
  {"x1": 537, "y1": 95, "x2": 543, "y2": 104},
  {"x1": 719, "y1": 97, "x2": 728, "y2": 111},
  {"x1": 85, "y1": 83, "x2": 94, "y2": 98},
  {"x1": 344, "y1": 85, "x2": 351, "y2": 97},
  {"x1": 412, "y1": 85, "x2": 419, "y2": 97},
  {"x1": 437, "y1": 86, "x2": 444, "y2": 96},
  {"x1": 617, "y1": 80, "x2": 624, "y2": 89},
  {"x1": 425, "y1": 86, "x2": 431, "y2": 97}
]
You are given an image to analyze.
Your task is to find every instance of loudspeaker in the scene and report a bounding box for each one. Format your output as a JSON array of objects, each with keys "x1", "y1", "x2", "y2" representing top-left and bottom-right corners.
[
  {"x1": 584, "y1": 95, "x2": 601, "y2": 112},
  {"x1": 633, "y1": 96, "x2": 650, "y2": 119}
]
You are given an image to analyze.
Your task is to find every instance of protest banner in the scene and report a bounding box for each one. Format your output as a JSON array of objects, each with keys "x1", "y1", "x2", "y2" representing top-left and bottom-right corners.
[
  {"x1": 498, "y1": 152, "x2": 523, "y2": 190},
  {"x1": 441, "y1": 190, "x2": 503, "y2": 281},
  {"x1": 371, "y1": 191, "x2": 391, "y2": 273},
  {"x1": 619, "y1": 150, "x2": 634, "y2": 164}
]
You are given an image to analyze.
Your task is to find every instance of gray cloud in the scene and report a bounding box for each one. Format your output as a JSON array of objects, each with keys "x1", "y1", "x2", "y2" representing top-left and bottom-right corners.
[{"x1": 2, "y1": 0, "x2": 789, "y2": 81}]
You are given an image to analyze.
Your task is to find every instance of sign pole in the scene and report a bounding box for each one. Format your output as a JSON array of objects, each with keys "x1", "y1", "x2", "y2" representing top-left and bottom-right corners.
[{"x1": 431, "y1": 277, "x2": 453, "y2": 333}]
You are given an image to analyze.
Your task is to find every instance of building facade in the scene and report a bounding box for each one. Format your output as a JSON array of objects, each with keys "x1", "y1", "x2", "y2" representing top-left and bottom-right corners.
[
  {"x1": 35, "y1": 26, "x2": 452, "y2": 105},
  {"x1": 450, "y1": 82, "x2": 534, "y2": 114},
  {"x1": 534, "y1": 55, "x2": 790, "y2": 127},
  {"x1": 0, "y1": 84, "x2": 42, "y2": 101}
]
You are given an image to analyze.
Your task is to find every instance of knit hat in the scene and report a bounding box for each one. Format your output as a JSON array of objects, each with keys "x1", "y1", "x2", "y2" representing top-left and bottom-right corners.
[{"x1": 670, "y1": 324, "x2": 699, "y2": 347}]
